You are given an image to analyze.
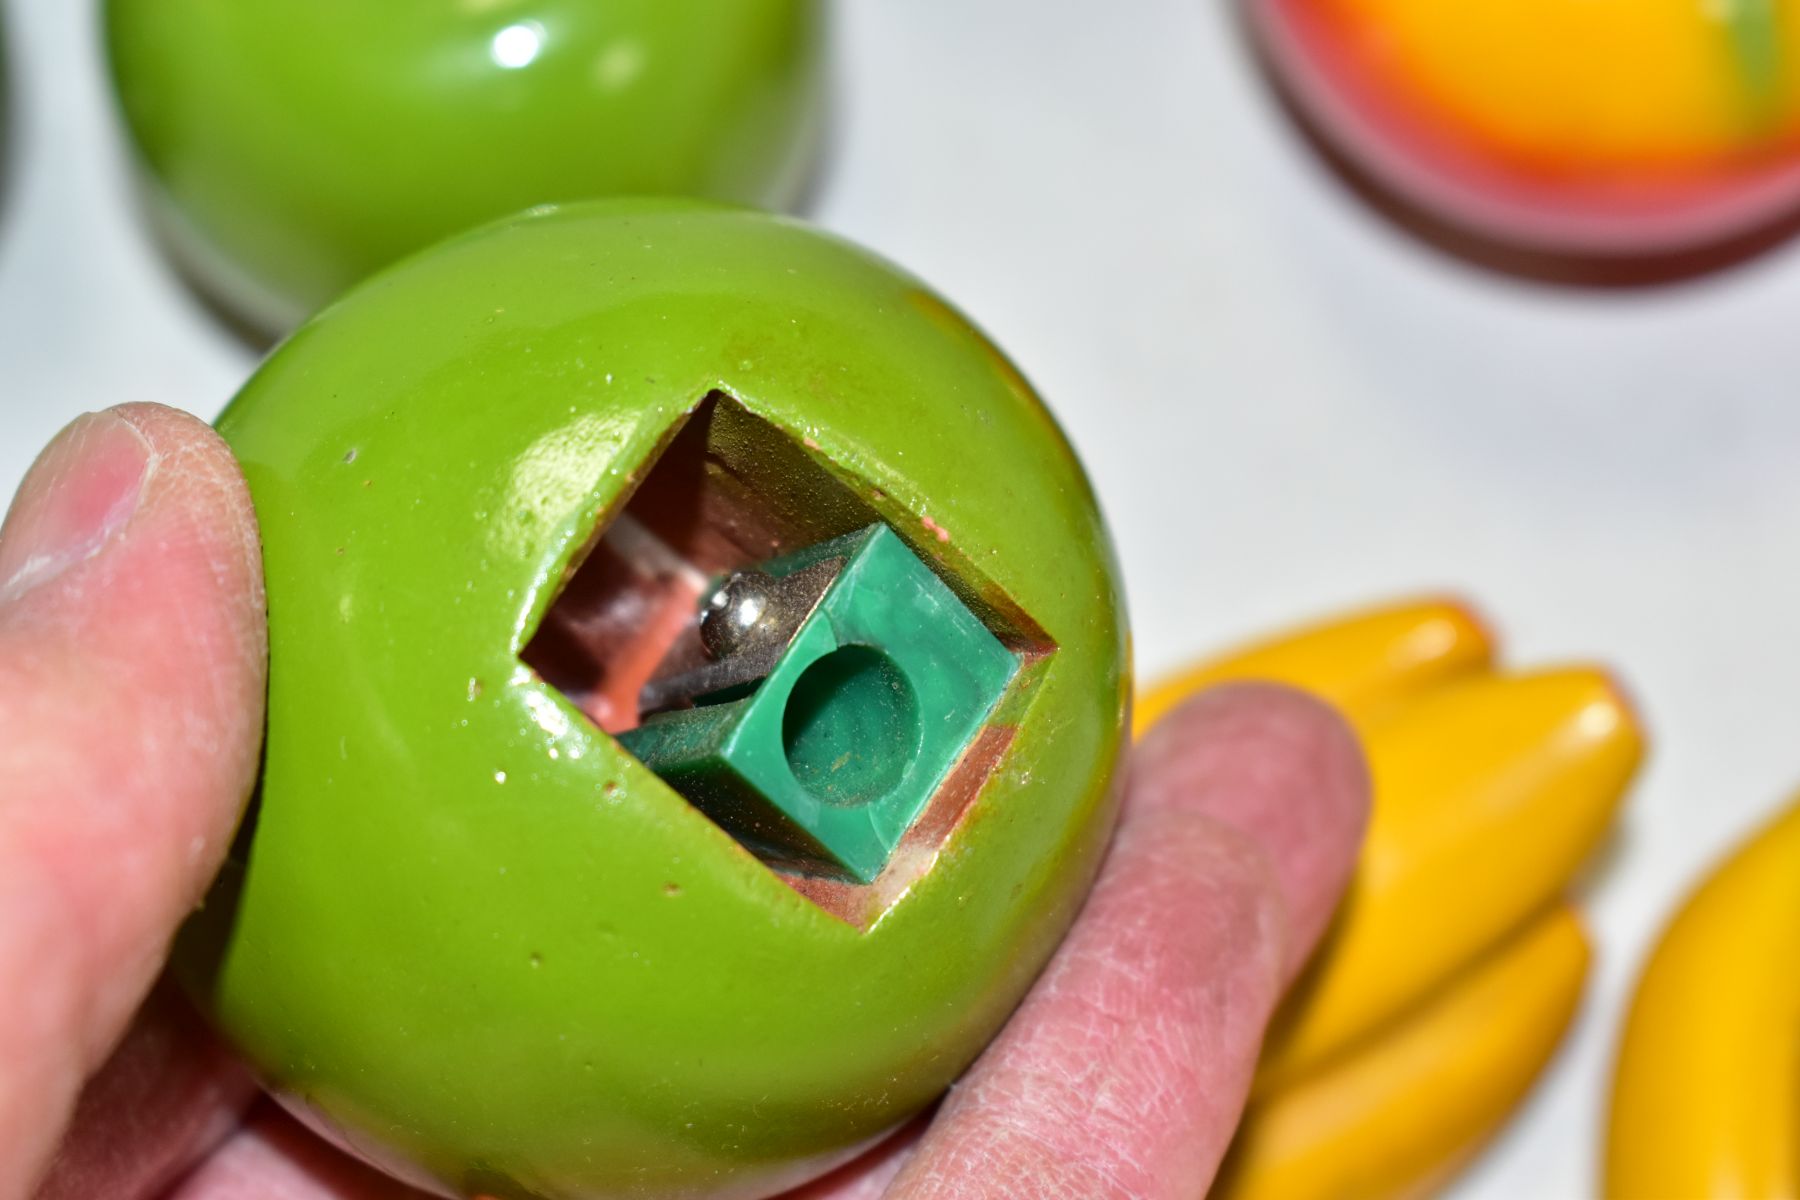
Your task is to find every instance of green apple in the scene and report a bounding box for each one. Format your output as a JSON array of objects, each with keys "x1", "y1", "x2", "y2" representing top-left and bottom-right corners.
[
  {"x1": 104, "y1": 0, "x2": 824, "y2": 335},
  {"x1": 185, "y1": 199, "x2": 1128, "y2": 1199}
]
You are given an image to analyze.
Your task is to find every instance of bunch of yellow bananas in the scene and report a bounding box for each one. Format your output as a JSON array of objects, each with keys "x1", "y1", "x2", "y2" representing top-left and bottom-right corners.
[
  {"x1": 1136, "y1": 598, "x2": 1645, "y2": 1200},
  {"x1": 1605, "y1": 794, "x2": 1800, "y2": 1198}
]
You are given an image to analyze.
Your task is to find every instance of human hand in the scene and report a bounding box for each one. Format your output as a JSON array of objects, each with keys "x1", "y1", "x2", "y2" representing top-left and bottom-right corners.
[{"x1": 7, "y1": 405, "x2": 1369, "y2": 1200}]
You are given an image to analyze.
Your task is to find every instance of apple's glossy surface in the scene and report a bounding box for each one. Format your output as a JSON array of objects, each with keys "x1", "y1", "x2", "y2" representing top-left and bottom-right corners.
[
  {"x1": 185, "y1": 200, "x2": 1128, "y2": 1199},
  {"x1": 1253, "y1": 0, "x2": 1800, "y2": 256},
  {"x1": 105, "y1": 0, "x2": 824, "y2": 334}
]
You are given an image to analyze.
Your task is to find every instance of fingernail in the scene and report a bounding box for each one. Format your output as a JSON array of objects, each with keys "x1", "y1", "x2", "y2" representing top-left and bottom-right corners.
[{"x1": 0, "y1": 411, "x2": 155, "y2": 605}]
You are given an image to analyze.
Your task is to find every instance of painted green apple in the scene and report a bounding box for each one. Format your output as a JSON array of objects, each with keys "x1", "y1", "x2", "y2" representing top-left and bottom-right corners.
[
  {"x1": 103, "y1": 0, "x2": 824, "y2": 335},
  {"x1": 184, "y1": 199, "x2": 1128, "y2": 1199}
]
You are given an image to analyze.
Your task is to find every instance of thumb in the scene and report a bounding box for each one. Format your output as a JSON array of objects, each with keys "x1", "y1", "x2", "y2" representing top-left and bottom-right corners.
[{"x1": 0, "y1": 404, "x2": 265, "y2": 1195}]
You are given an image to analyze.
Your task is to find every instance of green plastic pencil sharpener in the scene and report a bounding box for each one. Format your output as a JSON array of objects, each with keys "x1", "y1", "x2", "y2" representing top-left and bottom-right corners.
[{"x1": 621, "y1": 523, "x2": 1019, "y2": 884}]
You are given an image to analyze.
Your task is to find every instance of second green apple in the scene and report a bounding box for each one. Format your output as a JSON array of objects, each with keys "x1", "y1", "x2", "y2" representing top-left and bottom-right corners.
[{"x1": 105, "y1": 0, "x2": 824, "y2": 334}]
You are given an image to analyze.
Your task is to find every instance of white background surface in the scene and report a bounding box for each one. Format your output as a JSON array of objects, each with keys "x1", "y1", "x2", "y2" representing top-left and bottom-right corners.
[{"x1": 3, "y1": 2, "x2": 1797, "y2": 1197}]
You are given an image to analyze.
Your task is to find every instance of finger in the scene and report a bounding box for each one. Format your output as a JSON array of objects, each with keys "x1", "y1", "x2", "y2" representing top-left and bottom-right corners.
[
  {"x1": 781, "y1": 1117, "x2": 929, "y2": 1200},
  {"x1": 171, "y1": 1098, "x2": 922, "y2": 1200},
  {"x1": 1129, "y1": 683, "x2": 1371, "y2": 976},
  {"x1": 163, "y1": 1102, "x2": 439, "y2": 1200},
  {"x1": 885, "y1": 684, "x2": 1369, "y2": 1200},
  {"x1": 0, "y1": 405, "x2": 266, "y2": 1193},
  {"x1": 34, "y1": 981, "x2": 256, "y2": 1200},
  {"x1": 174, "y1": 1106, "x2": 926, "y2": 1200}
]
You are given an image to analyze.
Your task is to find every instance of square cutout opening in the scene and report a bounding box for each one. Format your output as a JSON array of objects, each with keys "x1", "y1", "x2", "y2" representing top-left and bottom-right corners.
[{"x1": 521, "y1": 392, "x2": 1053, "y2": 926}]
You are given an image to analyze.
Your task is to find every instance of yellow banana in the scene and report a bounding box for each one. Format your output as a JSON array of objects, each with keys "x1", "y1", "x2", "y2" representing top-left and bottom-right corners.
[
  {"x1": 1214, "y1": 903, "x2": 1590, "y2": 1200},
  {"x1": 1605, "y1": 796, "x2": 1800, "y2": 1199},
  {"x1": 1135, "y1": 597, "x2": 1493, "y2": 735},
  {"x1": 1254, "y1": 665, "x2": 1640, "y2": 1092},
  {"x1": 1142, "y1": 598, "x2": 1640, "y2": 1198}
]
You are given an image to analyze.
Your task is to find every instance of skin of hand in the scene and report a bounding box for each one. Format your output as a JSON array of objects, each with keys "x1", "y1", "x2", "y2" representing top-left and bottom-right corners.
[{"x1": 3, "y1": 404, "x2": 1370, "y2": 1200}]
